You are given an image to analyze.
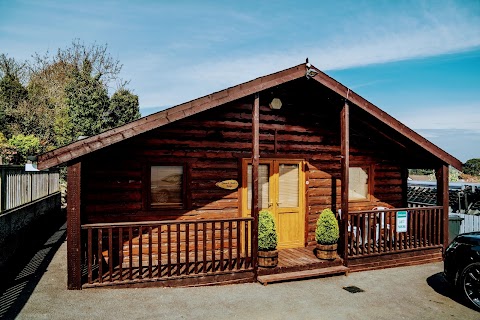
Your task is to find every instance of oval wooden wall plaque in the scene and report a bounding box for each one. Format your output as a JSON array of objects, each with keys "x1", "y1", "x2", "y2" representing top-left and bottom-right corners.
[{"x1": 215, "y1": 180, "x2": 239, "y2": 190}]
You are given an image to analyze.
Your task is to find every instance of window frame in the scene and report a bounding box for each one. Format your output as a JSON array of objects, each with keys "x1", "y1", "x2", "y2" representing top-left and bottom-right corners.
[
  {"x1": 348, "y1": 164, "x2": 374, "y2": 202},
  {"x1": 146, "y1": 163, "x2": 187, "y2": 210}
]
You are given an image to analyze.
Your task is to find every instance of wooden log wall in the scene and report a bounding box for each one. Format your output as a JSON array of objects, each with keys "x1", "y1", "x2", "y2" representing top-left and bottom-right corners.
[{"x1": 81, "y1": 97, "x2": 405, "y2": 249}]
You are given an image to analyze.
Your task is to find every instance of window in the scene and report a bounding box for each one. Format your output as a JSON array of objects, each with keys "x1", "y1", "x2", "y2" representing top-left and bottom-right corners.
[
  {"x1": 247, "y1": 164, "x2": 270, "y2": 209},
  {"x1": 150, "y1": 165, "x2": 184, "y2": 208},
  {"x1": 349, "y1": 167, "x2": 370, "y2": 201}
]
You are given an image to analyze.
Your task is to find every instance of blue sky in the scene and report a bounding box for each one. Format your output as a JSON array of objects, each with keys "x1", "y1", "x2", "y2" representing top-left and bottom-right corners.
[{"x1": 1, "y1": 0, "x2": 479, "y2": 162}]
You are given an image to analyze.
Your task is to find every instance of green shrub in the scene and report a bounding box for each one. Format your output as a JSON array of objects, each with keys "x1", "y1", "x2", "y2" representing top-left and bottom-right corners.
[
  {"x1": 258, "y1": 210, "x2": 278, "y2": 251},
  {"x1": 315, "y1": 208, "x2": 339, "y2": 245}
]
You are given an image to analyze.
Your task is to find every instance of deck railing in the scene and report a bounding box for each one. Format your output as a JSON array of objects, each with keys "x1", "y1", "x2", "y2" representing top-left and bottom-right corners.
[
  {"x1": 81, "y1": 217, "x2": 254, "y2": 286},
  {"x1": 347, "y1": 206, "x2": 443, "y2": 258}
]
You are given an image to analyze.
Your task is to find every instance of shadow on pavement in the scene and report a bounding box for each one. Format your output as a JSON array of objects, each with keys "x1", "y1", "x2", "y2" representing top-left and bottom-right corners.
[
  {"x1": 0, "y1": 216, "x2": 67, "y2": 319},
  {"x1": 427, "y1": 272, "x2": 478, "y2": 312}
]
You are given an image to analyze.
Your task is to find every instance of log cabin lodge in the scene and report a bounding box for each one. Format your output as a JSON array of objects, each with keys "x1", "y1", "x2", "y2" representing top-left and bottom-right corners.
[{"x1": 36, "y1": 62, "x2": 462, "y2": 289}]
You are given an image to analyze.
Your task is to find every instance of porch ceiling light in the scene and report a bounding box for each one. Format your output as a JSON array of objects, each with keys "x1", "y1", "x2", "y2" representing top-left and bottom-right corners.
[{"x1": 269, "y1": 98, "x2": 282, "y2": 110}]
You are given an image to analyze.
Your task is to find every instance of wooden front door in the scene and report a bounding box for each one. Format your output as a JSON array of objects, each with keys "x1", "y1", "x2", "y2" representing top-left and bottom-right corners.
[{"x1": 242, "y1": 159, "x2": 305, "y2": 249}]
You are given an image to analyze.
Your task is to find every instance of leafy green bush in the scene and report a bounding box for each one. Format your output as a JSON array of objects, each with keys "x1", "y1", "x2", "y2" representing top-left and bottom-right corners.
[
  {"x1": 258, "y1": 210, "x2": 278, "y2": 251},
  {"x1": 315, "y1": 208, "x2": 339, "y2": 245},
  {"x1": 7, "y1": 134, "x2": 41, "y2": 164}
]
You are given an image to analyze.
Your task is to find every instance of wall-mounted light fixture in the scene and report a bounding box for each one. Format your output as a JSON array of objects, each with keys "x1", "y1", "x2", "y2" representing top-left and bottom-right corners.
[
  {"x1": 269, "y1": 98, "x2": 282, "y2": 110},
  {"x1": 306, "y1": 68, "x2": 318, "y2": 79}
]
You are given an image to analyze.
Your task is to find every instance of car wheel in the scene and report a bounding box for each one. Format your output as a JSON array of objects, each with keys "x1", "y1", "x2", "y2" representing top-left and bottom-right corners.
[{"x1": 459, "y1": 262, "x2": 480, "y2": 310}]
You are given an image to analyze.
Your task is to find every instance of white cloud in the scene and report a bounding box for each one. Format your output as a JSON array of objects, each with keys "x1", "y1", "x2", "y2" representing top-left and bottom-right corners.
[
  {"x1": 134, "y1": 2, "x2": 480, "y2": 108},
  {"x1": 395, "y1": 104, "x2": 480, "y2": 131}
]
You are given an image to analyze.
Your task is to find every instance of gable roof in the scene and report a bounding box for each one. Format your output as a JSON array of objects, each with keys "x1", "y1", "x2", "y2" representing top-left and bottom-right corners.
[{"x1": 36, "y1": 62, "x2": 462, "y2": 171}]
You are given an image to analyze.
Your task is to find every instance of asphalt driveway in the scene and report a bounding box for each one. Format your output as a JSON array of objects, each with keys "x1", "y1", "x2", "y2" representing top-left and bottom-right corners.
[{"x1": 1, "y1": 223, "x2": 478, "y2": 320}]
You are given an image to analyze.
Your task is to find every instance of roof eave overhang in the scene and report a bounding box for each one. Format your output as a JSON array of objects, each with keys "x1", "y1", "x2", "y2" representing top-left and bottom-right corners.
[
  {"x1": 36, "y1": 64, "x2": 306, "y2": 170},
  {"x1": 36, "y1": 62, "x2": 463, "y2": 172}
]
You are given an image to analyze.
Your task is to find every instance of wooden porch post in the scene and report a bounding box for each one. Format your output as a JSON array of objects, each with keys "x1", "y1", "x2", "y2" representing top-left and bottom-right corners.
[
  {"x1": 67, "y1": 161, "x2": 82, "y2": 289},
  {"x1": 436, "y1": 164, "x2": 449, "y2": 251},
  {"x1": 340, "y1": 102, "x2": 350, "y2": 264},
  {"x1": 251, "y1": 93, "x2": 260, "y2": 280}
]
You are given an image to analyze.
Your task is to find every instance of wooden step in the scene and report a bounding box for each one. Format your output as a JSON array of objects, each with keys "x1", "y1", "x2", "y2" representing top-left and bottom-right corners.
[{"x1": 257, "y1": 265, "x2": 349, "y2": 285}]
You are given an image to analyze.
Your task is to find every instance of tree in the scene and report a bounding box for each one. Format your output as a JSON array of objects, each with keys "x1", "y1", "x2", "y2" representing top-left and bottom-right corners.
[
  {"x1": 0, "y1": 53, "x2": 27, "y2": 83},
  {"x1": 0, "y1": 74, "x2": 28, "y2": 137},
  {"x1": 29, "y1": 39, "x2": 127, "y2": 146},
  {"x1": 62, "y1": 60, "x2": 110, "y2": 144},
  {"x1": 0, "y1": 132, "x2": 17, "y2": 164},
  {"x1": 463, "y1": 158, "x2": 480, "y2": 176},
  {"x1": 7, "y1": 134, "x2": 41, "y2": 164},
  {"x1": 30, "y1": 39, "x2": 124, "y2": 88},
  {"x1": 1, "y1": 40, "x2": 139, "y2": 152},
  {"x1": 105, "y1": 88, "x2": 140, "y2": 128}
]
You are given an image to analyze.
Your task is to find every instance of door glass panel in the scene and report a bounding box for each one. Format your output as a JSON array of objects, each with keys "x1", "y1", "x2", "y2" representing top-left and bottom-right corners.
[
  {"x1": 278, "y1": 164, "x2": 299, "y2": 208},
  {"x1": 247, "y1": 164, "x2": 269, "y2": 210}
]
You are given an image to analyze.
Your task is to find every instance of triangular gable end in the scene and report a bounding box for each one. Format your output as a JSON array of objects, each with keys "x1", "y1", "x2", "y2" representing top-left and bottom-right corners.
[{"x1": 36, "y1": 62, "x2": 462, "y2": 171}]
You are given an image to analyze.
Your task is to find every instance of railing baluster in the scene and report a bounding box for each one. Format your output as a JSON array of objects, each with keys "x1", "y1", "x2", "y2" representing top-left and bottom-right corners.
[
  {"x1": 220, "y1": 221, "x2": 224, "y2": 272},
  {"x1": 425, "y1": 210, "x2": 432, "y2": 246},
  {"x1": 236, "y1": 221, "x2": 241, "y2": 270},
  {"x1": 119, "y1": 227, "x2": 123, "y2": 281},
  {"x1": 432, "y1": 208, "x2": 435, "y2": 246},
  {"x1": 399, "y1": 223, "x2": 403, "y2": 251},
  {"x1": 388, "y1": 212, "x2": 393, "y2": 252},
  {"x1": 408, "y1": 211, "x2": 412, "y2": 249},
  {"x1": 436, "y1": 208, "x2": 441, "y2": 245},
  {"x1": 194, "y1": 222, "x2": 199, "y2": 274},
  {"x1": 176, "y1": 223, "x2": 181, "y2": 276},
  {"x1": 185, "y1": 223, "x2": 190, "y2": 275},
  {"x1": 158, "y1": 225, "x2": 162, "y2": 278},
  {"x1": 413, "y1": 209, "x2": 418, "y2": 248},
  {"x1": 228, "y1": 221, "x2": 233, "y2": 270},
  {"x1": 98, "y1": 229, "x2": 103, "y2": 283},
  {"x1": 167, "y1": 224, "x2": 172, "y2": 277},
  {"x1": 129, "y1": 227, "x2": 133, "y2": 280},
  {"x1": 244, "y1": 220, "x2": 249, "y2": 269},
  {"x1": 366, "y1": 212, "x2": 372, "y2": 254},
  {"x1": 87, "y1": 228, "x2": 92, "y2": 284},
  {"x1": 211, "y1": 221, "x2": 216, "y2": 273},
  {"x1": 348, "y1": 214, "x2": 353, "y2": 256},
  {"x1": 423, "y1": 210, "x2": 427, "y2": 247},
  {"x1": 203, "y1": 222, "x2": 207, "y2": 273},
  {"x1": 355, "y1": 214, "x2": 361, "y2": 255},
  {"x1": 138, "y1": 226, "x2": 143, "y2": 279},
  {"x1": 432, "y1": 208, "x2": 436, "y2": 245},
  {"x1": 384, "y1": 212, "x2": 389, "y2": 253},
  {"x1": 148, "y1": 226, "x2": 153, "y2": 278},
  {"x1": 108, "y1": 227, "x2": 113, "y2": 282}
]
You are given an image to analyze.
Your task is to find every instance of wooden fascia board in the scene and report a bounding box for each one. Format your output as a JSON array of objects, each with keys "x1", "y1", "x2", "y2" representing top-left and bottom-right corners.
[
  {"x1": 310, "y1": 70, "x2": 463, "y2": 171},
  {"x1": 37, "y1": 64, "x2": 306, "y2": 170}
]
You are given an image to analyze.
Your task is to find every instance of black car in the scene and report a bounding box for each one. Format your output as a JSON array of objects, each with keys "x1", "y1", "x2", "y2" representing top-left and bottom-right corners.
[{"x1": 444, "y1": 231, "x2": 480, "y2": 310}]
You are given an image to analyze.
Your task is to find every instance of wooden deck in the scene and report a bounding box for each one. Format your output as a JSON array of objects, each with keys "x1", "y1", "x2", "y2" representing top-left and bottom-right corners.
[{"x1": 258, "y1": 246, "x2": 348, "y2": 282}]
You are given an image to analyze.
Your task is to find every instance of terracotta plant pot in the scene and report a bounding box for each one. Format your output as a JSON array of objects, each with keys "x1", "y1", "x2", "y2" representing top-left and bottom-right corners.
[
  {"x1": 315, "y1": 243, "x2": 338, "y2": 260},
  {"x1": 258, "y1": 249, "x2": 278, "y2": 267}
]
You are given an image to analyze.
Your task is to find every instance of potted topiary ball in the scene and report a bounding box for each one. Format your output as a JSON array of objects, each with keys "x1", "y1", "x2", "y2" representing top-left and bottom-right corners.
[
  {"x1": 258, "y1": 209, "x2": 278, "y2": 267},
  {"x1": 315, "y1": 208, "x2": 340, "y2": 260}
]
